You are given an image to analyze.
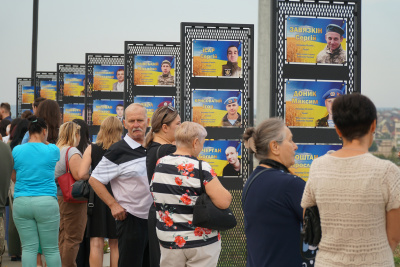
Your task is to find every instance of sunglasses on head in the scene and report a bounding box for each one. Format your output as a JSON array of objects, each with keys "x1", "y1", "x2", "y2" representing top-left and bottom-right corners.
[{"x1": 160, "y1": 105, "x2": 176, "y2": 125}]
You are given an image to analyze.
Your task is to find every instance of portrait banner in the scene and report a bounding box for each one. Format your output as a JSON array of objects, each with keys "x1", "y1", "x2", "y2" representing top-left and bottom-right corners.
[
  {"x1": 64, "y1": 74, "x2": 85, "y2": 96},
  {"x1": 290, "y1": 144, "x2": 342, "y2": 181},
  {"x1": 286, "y1": 16, "x2": 347, "y2": 64},
  {"x1": 192, "y1": 90, "x2": 242, "y2": 127},
  {"x1": 285, "y1": 80, "x2": 346, "y2": 127},
  {"x1": 134, "y1": 96, "x2": 174, "y2": 126},
  {"x1": 93, "y1": 65, "x2": 124, "y2": 92},
  {"x1": 22, "y1": 86, "x2": 35, "y2": 104},
  {"x1": 198, "y1": 140, "x2": 241, "y2": 177},
  {"x1": 134, "y1": 55, "x2": 175, "y2": 86},
  {"x1": 40, "y1": 81, "x2": 57, "y2": 100},
  {"x1": 92, "y1": 100, "x2": 124, "y2": 126},
  {"x1": 63, "y1": 104, "x2": 85, "y2": 123},
  {"x1": 192, "y1": 40, "x2": 242, "y2": 77}
]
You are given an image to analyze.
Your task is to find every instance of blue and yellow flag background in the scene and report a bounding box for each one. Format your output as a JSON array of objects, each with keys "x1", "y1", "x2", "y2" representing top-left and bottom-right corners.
[
  {"x1": 40, "y1": 81, "x2": 57, "y2": 100},
  {"x1": 192, "y1": 40, "x2": 242, "y2": 77},
  {"x1": 286, "y1": 17, "x2": 346, "y2": 63},
  {"x1": 285, "y1": 80, "x2": 346, "y2": 127},
  {"x1": 22, "y1": 86, "x2": 34, "y2": 104},
  {"x1": 64, "y1": 74, "x2": 85, "y2": 96},
  {"x1": 93, "y1": 65, "x2": 124, "y2": 91},
  {"x1": 92, "y1": 100, "x2": 123, "y2": 126},
  {"x1": 192, "y1": 90, "x2": 241, "y2": 127},
  {"x1": 63, "y1": 104, "x2": 84, "y2": 123},
  {"x1": 199, "y1": 140, "x2": 241, "y2": 177},
  {"x1": 134, "y1": 55, "x2": 175, "y2": 86}
]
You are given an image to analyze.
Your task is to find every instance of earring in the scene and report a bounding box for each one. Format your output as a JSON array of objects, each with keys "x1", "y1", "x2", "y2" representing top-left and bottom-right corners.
[{"x1": 338, "y1": 136, "x2": 342, "y2": 140}]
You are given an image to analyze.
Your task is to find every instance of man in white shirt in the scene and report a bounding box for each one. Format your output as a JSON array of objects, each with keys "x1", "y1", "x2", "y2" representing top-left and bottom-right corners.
[{"x1": 89, "y1": 103, "x2": 152, "y2": 266}]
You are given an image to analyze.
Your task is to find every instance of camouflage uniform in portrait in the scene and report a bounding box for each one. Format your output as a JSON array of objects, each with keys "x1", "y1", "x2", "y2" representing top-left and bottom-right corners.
[
  {"x1": 222, "y1": 62, "x2": 242, "y2": 77},
  {"x1": 316, "y1": 24, "x2": 347, "y2": 64},
  {"x1": 158, "y1": 60, "x2": 175, "y2": 86},
  {"x1": 157, "y1": 73, "x2": 174, "y2": 85},
  {"x1": 316, "y1": 45, "x2": 346, "y2": 64}
]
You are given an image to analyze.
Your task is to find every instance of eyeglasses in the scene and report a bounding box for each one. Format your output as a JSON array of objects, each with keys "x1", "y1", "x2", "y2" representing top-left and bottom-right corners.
[{"x1": 160, "y1": 105, "x2": 176, "y2": 125}]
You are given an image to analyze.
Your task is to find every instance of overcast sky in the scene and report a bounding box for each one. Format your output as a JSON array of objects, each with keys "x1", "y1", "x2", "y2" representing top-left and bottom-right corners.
[{"x1": 0, "y1": 0, "x2": 398, "y2": 112}]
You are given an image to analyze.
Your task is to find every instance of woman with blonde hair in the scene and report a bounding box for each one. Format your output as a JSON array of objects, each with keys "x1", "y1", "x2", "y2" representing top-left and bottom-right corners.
[
  {"x1": 78, "y1": 116, "x2": 123, "y2": 267},
  {"x1": 54, "y1": 121, "x2": 87, "y2": 267},
  {"x1": 144, "y1": 104, "x2": 181, "y2": 267},
  {"x1": 151, "y1": 121, "x2": 232, "y2": 267}
]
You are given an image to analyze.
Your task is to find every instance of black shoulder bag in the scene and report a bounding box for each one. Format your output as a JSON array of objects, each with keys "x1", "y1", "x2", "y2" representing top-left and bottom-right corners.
[{"x1": 192, "y1": 160, "x2": 237, "y2": 231}]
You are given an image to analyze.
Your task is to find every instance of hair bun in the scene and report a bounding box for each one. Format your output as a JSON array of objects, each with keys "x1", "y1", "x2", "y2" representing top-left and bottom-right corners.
[{"x1": 28, "y1": 115, "x2": 38, "y2": 122}]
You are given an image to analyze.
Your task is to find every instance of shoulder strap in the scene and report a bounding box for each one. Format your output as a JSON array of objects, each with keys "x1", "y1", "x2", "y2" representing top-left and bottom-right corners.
[
  {"x1": 156, "y1": 144, "x2": 171, "y2": 160},
  {"x1": 242, "y1": 168, "x2": 271, "y2": 209},
  {"x1": 198, "y1": 160, "x2": 205, "y2": 193},
  {"x1": 156, "y1": 145, "x2": 162, "y2": 159},
  {"x1": 65, "y1": 147, "x2": 72, "y2": 173}
]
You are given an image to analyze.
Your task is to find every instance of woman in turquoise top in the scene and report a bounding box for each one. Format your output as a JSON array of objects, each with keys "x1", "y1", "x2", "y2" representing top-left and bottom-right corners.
[{"x1": 12, "y1": 116, "x2": 61, "y2": 267}]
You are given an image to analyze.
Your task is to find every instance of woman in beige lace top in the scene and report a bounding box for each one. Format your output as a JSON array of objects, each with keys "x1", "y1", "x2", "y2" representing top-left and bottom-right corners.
[{"x1": 301, "y1": 93, "x2": 400, "y2": 267}]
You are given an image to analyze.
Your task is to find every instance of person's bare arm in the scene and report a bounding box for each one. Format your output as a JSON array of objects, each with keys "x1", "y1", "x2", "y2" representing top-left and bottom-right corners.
[
  {"x1": 205, "y1": 178, "x2": 232, "y2": 209},
  {"x1": 386, "y1": 207, "x2": 400, "y2": 252},
  {"x1": 11, "y1": 169, "x2": 16, "y2": 183},
  {"x1": 68, "y1": 153, "x2": 84, "y2": 181},
  {"x1": 77, "y1": 145, "x2": 92, "y2": 180},
  {"x1": 89, "y1": 177, "x2": 127, "y2": 220}
]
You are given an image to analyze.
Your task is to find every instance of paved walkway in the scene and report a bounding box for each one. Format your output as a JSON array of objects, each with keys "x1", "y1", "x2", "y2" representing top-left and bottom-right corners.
[{"x1": 1, "y1": 244, "x2": 110, "y2": 267}]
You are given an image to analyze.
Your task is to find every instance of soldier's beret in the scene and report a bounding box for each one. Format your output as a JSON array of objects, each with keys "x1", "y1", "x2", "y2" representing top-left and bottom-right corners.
[
  {"x1": 224, "y1": 97, "x2": 238, "y2": 105},
  {"x1": 322, "y1": 89, "x2": 343, "y2": 100},
  {"x1": 161, "y1": 60, "x2": 171, "y2": 66},
  {"x1": 157, "y1": 101, "x2": 172, "y2": 108},
  {"x1": 326, "y1": 24, "x2": 344, "y2": 36}
]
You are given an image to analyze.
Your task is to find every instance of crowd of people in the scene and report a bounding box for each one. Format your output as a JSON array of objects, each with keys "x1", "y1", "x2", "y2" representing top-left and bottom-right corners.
[{"x1": 0, "y1": 93, "x2": 400, "y2": 267}]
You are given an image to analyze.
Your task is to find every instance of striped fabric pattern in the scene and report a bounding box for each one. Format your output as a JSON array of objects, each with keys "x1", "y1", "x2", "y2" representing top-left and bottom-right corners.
[{"x1": 151, "y1": 154, "x2": 220, "y2": 249}]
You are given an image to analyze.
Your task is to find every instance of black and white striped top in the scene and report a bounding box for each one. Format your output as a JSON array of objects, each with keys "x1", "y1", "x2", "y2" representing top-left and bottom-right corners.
[
  {"x1": 150, "y1": 154, "x2": 220, "y2": 249},
  {"x1": 92, "y1": 135, "x2": 153, "y2": 219}
]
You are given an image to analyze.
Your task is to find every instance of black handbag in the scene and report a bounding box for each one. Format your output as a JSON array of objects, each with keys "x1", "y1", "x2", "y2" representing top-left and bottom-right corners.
[
  {"x1": 71, "y1": 180, "x2": 91, "y2": 201},
  {"x1": 192, "y1": 160, "x2": 237, "y2": 231},
  {"x1": 301, "y1": 206, "x2": 322, "y2": 247}
]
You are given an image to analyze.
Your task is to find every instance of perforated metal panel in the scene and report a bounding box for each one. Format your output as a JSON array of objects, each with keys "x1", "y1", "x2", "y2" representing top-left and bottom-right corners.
[
  {"x1": 181, "y1": 23, "x2": 254, "y2": 267},
  {"x1": 271, "y1": 0, "x2": 361, "y2": 144},
  {"x1": 16, "y1": 78, "x2": 32, "y2": 117},
  {"x1": 124, "y1": 42, "x2": 181, "y2": 110}
]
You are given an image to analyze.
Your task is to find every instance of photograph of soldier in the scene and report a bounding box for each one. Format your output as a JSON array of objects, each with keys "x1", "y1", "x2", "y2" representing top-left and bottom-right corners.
[
  {"x1": 157, "y1": 101, "x2": 172, "y2": 108},
  {"x1": 116, "y1": 104, "x2": 124, "y2": 122},
  {"x1": 113, "y1": 68, "x2": 124, "y2": 91},
  {"x1": 315, "y1": 89, "x2": 343, "y2": 127},
  {"x1": 157, "y1": 60, "x2": 175, "y2": 86},
  {"x1": 222, "y1": 45, "x2": 242, "y2": 77},
  {"x1": 316, "y1": 24, "x2": 346, "y2": 64},
  {"x1": 221, "y1": 97, "x2": 241, "y2": 127},
  {"x1": 222, "y1": 146, "x2": 241, "y2": 176}
]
